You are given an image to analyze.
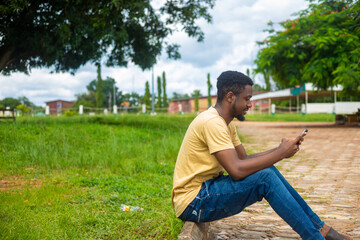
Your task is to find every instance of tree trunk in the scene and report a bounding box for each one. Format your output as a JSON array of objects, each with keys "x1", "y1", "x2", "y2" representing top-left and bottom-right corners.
[{"x1": 0, "y1": 49, "x2": 14, "y2": 73}]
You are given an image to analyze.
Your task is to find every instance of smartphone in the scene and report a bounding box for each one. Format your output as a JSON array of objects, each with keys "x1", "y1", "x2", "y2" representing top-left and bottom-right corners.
[
  {"x1": 297, "y1": 129, "x2": 308, "y2": 144},
  {"x1": 301, "y1": 129, "x2": 308, "y2": 136}
]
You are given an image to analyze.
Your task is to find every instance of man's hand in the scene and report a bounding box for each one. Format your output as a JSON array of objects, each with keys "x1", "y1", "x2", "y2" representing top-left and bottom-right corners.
[{"x1": 278, "y1": 135, "x2": 304, "y2": 159}]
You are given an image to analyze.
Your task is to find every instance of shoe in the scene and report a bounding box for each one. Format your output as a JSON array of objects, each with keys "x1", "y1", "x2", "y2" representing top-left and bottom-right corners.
[{"x1": 325, "y1": 227, "x2": 352, "y2": 240}]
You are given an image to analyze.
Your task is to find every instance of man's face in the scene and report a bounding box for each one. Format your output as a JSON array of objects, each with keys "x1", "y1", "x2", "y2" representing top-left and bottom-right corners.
[{"x1": 232, "y1": 85, "x2": 253, "y2": 121}]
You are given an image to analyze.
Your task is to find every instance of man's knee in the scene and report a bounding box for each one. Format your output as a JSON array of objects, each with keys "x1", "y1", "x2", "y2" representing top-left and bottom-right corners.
[{"x1": 257, "y1": 167, "x2": 277, "y2": 179}]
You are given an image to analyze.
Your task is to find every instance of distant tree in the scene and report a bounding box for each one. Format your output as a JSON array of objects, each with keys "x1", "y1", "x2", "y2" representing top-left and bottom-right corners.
[
  {"x1": 172, "y1": 92, "x2": 190, "y2": 100},
  {"x1": 194, "y1": 90, "x2": 200, "y2": 112},
  {"x1": 0, "y1": 97, "x2": 21, "y2": 109},
  {"x1": 255, "y1": 0, "x2": 360, "y2": 96},
  {"x1": 86, "y1": 77, "x2": 122, "y2": 106},
  {"x1": 0, "y1": 0, "x2": 215, "y2": 75},
  {"x1": 144, "y1": 81, "x2": 151, "y2": 107},
  {"x1": 17, "y1": 96, "x2": 34, "y2": 107},
  {"x1": 16, "y1": 104, "x2": 31, "y2": 115},
  {"x1": 73, "y1": 92, "x2": 97, "y2": 108},
  {"x1": 96, "y1": 64, "x2": 104, "y2": 108},
  {"x1": 253, "y1": 84, "x2": 265, "y2": 92},
  {"x1": 162, "y1": 71, "x2": 168, "y2": 108},
  {"x1": 74, "y1": 76, "x2": 123, "y2": 108},
  {"x1": 123, "y1": 92, "x2": 143, "y2": 107},
  {"x1": 262, "y1": 70, "x2": 271, "y2": 91},
  {"x1": 191, "y1": 90, "x2": 203, "y2": 97},
  {"x1": 157, "y1": 76, "x2": 162, "y2": 108},
  {"x1": 207, "y1": 73, "x2": 212, "y2": 107}
]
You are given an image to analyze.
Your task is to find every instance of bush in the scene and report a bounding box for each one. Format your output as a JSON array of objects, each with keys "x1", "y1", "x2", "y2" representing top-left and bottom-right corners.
[{"x1": 64, "y1": 110, "x2": 77, "y2": 117}]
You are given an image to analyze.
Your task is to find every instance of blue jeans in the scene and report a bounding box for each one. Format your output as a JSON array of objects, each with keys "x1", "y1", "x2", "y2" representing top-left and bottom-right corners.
[{"x1": 179, "y1": 166, "x2": 325, "y2": 240}]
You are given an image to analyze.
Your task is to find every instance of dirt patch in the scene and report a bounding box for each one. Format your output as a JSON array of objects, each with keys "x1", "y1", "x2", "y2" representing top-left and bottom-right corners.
[{"x1": 0, "y1": 176, "x2": 42, "y2": 191}]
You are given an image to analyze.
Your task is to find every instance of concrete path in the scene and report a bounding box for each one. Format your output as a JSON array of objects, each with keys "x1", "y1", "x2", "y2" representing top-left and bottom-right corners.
[{"x1": 208, "y1": 122, "x2": 360, "y2": 239}]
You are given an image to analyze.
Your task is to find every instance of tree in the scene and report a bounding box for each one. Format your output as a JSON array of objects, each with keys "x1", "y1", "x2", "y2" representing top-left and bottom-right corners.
[
  {"x1": 1, "y1": 0, "x2": 215, "y2": 75},
  {"x1": 16, "y1": 104, "x2": 31, "y2": 115},
  {"x1": 172, "y1": 92, "x2": 190, "y2": 100},
  {"x1": 262, "y1": 69, "x2": 271, "y2": 91},
  {"x1": 194, "y1": 90, "x2": 200, "y2": 112},
  {"x1": 73, "y1": 92, "x2": 97, "y2": 108},
  {"x1": 0, "y1": 97, "x2": 21, "y2": 109},
  {"x1": 162, "y1": 71, "x2": 168, "y2": 108},
  {"x1": 255, "y1": 0, "x2": 360, "y2": 96},
  {"x1": 207, "y1": 73, "x2": 212, "y2": 107},
  {"x1": 87, "y1": 76, "x2": 122, "y2": 106},
  {"x1": 253, "y1": 84, "x2": 265, "y2": 92},
  {"x1": 96, "y1": 64, "x2": 104, "y2": 108},
  {"x1": 156, "y1": 76, "x2": 162, "y2": 108},
  {"x1": 17, "y1": 96, "x2": 34, "y2": 107},
  {"x1": 74, "y1": 76, "x2": 123, "y2": 108},
  {"x1": 123, "y1": 92, "x2": 142, "y2": 107},
  {"x1": 144, "y1": 81, "x2": 151, "y2": 107},
  {"x1": 191, "y1": 90, "x2": 203, "y2": 97}
]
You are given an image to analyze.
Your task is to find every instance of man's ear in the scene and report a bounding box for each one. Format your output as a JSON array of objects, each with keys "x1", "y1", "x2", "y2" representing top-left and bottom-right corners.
[{"x1": 225, "y1": 92, "x2": 236, "y2": 103}]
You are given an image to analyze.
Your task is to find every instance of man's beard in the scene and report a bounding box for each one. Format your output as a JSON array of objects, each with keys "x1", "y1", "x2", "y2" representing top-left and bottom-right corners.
[
  {"x1": 235, "y1": 114, "x2": 245, "y2": 121},
  {"x1": 232, "y1": 103, "x2": 246, "y2": 121}
]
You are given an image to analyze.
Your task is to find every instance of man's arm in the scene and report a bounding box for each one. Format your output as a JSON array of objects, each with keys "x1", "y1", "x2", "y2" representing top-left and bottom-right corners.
[
  {"x1": 214, "y1": 136, "x2": 303, "y2": 181},
  {"x1": 235, "y1": 144, "x2": 278, "y2": 160}
]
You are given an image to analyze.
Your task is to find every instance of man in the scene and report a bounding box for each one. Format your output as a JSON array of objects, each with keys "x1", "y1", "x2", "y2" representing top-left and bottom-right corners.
[{"x1": 172, "y1": 71, "x2": 351, "y2": 240}]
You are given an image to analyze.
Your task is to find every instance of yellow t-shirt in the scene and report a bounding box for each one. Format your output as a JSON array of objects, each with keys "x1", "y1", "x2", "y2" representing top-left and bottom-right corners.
[{"x1": 172, "y1": 107, "x2": 241, "y2": 217}]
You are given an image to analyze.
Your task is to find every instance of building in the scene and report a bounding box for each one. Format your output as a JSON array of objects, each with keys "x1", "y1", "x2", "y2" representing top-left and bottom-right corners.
[
  {"x1": 168, "y1": 96, "x2": 216, "y2": 114},
  {"x1": 45, "y1": 100, "x2": 74, "y2": 115},
  {"x1": 168, "y1": 92, "x2": 268, "y2": 114},
  {"x1": 251, "y1": 83, "x2": 360, "y2": 114}
]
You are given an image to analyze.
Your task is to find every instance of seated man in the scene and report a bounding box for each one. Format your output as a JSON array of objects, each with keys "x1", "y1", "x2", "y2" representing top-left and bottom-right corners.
[{"x1": 172, "y1": 71, "x2": 351, "y2": 240}]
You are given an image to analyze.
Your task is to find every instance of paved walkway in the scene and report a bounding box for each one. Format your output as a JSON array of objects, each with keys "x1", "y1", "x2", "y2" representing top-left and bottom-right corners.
[{"x1": 208, "y1": 122, "x2": 360, "y2": 239}]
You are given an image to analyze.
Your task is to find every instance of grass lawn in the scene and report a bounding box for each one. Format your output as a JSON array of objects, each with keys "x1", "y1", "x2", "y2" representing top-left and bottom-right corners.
[
  {"x1": 245, "y1": 113, "x2": 335, "y2": 122},
  {"x1": 0, "y1": 114, "x2": 196, "y2": 240}
]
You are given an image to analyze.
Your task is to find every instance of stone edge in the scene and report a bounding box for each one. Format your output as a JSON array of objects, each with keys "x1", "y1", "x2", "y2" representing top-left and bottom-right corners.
[{"x1": 178, "y1": 221, "x2": 210, "y2": 240}]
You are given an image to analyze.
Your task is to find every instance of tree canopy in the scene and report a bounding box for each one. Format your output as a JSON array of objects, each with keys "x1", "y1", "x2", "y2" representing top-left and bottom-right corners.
[
  {"x1": 255, "y1": 0, "x2": 360, "y2": 96},
  {"x1": 0, "y1": 0, "x2": 215, "y2": 75},
  {"x1": 172, "y1": 92, "x2": 190, "y2": 100}
]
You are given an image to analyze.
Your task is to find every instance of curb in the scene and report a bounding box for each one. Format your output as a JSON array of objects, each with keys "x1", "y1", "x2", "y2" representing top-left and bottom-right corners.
[{"x1": 178, "y1": 221, "x2": 210, "y2": 240}]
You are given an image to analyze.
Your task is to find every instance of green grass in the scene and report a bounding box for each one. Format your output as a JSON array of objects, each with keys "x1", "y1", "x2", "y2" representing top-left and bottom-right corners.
[
  {"x1": 0, "y1": 114, "x2": 196, "y2": 240},
  {"x1": 245, "y1": 113, "x2": 335, "y2": 122}
]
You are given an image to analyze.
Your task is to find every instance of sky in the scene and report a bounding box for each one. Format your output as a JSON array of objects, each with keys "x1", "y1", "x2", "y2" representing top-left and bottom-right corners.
[{"x1": 0, "y1": 0, "x2": 309, "y2": 107}]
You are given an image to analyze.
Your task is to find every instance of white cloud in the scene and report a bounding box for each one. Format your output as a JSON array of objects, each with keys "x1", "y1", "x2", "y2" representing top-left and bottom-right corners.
[{"x1": 0, "y1": 0, "x2": 309, "y2": 106}]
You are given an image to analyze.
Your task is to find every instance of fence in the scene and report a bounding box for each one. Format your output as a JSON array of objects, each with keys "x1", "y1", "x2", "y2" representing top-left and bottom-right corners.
[
  {"x1": 42, "y1": 104, "x2": 169, "y2": 116},
  {"x1": 249, "y1": 105, "x2": 301, "y2": 114},
  {"x1": 249, "y1": 102, "x2": 360, "y2": 115},
  {"x1": 0, "y1": 108, "x2": 16, "y2": 121}
]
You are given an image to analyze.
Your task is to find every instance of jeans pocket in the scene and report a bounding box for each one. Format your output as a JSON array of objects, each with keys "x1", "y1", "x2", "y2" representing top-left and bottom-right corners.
[
  {"x1": 179, "y1": 202, "x2": 200, "y2": 222},
  {"x1": 199, "y1": 207, "x2": 231, "y2": 222}
]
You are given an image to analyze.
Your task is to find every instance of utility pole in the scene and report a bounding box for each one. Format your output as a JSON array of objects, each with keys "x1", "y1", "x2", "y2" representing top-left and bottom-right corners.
[
  {"x1": 108, "y1": 92, "x2": 111, "y2": 111},
  {"x1": 113, "y1": 81, "x2": 116, "y2": 106},
  {"x1": 151, "y1": 67, "x2": 155, "y2": 115}
]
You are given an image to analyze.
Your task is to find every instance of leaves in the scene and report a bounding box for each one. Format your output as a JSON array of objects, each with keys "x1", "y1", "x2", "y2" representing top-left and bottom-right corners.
[
  {"x1": 255, "y1": 0, "x2": 360, "y2": 96},
  {"x1": 0, "y1": 0, "x2": 215, "y2": 74}
]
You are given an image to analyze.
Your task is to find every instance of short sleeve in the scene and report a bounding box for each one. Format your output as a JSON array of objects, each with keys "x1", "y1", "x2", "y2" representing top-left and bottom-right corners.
[
  {"x1": 230, "y1": 123, "x2": 241, "y2": 147},
  {"x1": 203, "y1": 118, "x2": 235, "y2": 154}
]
